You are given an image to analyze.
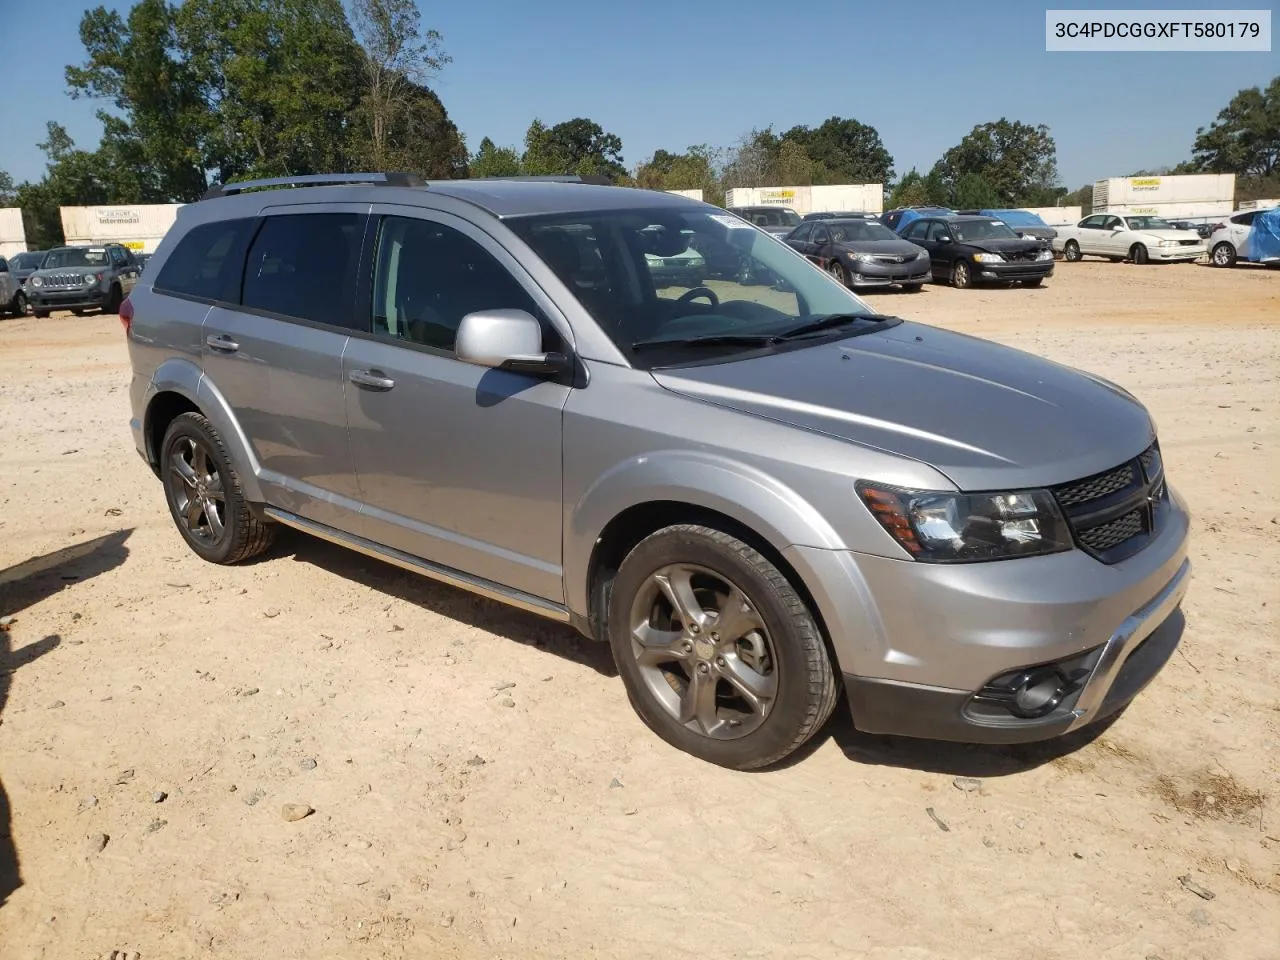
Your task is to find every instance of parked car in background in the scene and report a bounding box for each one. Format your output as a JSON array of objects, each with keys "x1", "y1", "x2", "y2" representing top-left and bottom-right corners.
[
  {"x1": 881, "y1": 206, "x2": 956, "y2": 235},
  {"x1": 1052, "y1": 214, "x2": 1205, "y2": 264},
  {"x1": 1168, "y1": 220, "x2": 1212, "y2": 239},
  {"x1": 125, "y1": 172, "x2": 1189, "y2": 770},
  {"x1": 957, "y1": 209, "x2": 1058, "y2": 243},
  {"x1": 1208, "y1": 208, "x2": 1280, "y2": 267},
  {"x1": 640, "y1": 227, "x2": 707, "y2": 287},
  {"x1": 802, "y1": 211, "x2": 878, "y2": 222},
  {"x1": 0, "y1": 256, "x2": 21, "y2": 316},
  {"x1": 25, "y1": 243, "x2": 142, "y2": 317},
  {"x1": 785, "y1": 217, "x2": 930, "y2": 291},
  {"x1": 7, "y1": 250, "x2": 48, "y2": 284},
  {"x1": 728, "y1": 205, "x2": 803, "y2": 237},
  {"x1": 900, "y1": 215, "x2": 1055, "y2": 288}
]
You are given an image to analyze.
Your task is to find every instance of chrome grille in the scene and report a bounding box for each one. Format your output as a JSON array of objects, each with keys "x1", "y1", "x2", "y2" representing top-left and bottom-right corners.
[
  {"x1": 46, "y1": 273, "x2": 90, "y2": 287},
  {"x1": 1051, "y1": 442, "x2": 1164, "y2": 563}
]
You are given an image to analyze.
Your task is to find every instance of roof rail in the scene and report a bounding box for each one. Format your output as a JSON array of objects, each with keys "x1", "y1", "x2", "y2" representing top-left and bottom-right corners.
[
  {"x1": 466, "y1": 174, "x2": 614, "y2": 186},
  {"x1": 201, "y1": 171, "x2": 426, "y2": 200}
]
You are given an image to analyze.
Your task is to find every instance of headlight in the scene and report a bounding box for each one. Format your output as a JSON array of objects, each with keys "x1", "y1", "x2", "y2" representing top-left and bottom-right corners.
[
  {"x1": 1158, "y1": 239, "x2": 1179, "y2": 247},
  {"x1": 849, "y1": 252, "x2": 877, "y2": 263},
  {"x1": 858, "y1": 483, "x2": 1073, "y2": 562},
  {"x1": 84, "y1": 273, "x2": 97, "y2": 284},
  {"x1": 915, "y1": 249, "x2": 929, "y2": 259},
  {"x1": 30, "y1": 276, "x2": 43, "y2": 287},
  {"x1": 972, "y1": 252, "x2": 1004, "y2": 263},
  {"x1": 1036, "y1": 249, "x2": 1055, "y2": 261}
]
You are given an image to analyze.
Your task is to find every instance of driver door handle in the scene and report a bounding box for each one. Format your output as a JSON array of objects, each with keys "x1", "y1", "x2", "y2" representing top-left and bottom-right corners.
[
  {"x1": 349, "y1": 369, "x2": 396, "y2": 391},
  {"x1": 206, "y1": 334, "x2": 240, "y2": 353}
]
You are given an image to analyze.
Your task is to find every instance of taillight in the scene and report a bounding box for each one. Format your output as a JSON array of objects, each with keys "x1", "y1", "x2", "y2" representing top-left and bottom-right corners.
[
  {"x1": 1211, "y1": 223, "x2": 1225, "y2": 232},
  {"x1": 119, "y1": 295, "x2": 134, "y2": 335}
]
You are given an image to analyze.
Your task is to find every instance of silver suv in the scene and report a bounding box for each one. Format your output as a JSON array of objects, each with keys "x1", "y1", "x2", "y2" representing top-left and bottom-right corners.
[{"x1": 125, "y1": 173, "x2": 1191, "y2": 769}]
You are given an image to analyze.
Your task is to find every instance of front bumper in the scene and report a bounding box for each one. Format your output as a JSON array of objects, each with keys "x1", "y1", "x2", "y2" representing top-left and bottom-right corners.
[
  {"x1": 1151, "y1": 245, "x2": 1205, "y2": 261},
  {"x1": 975, "y1": 259, "x2": 1055, "y2": 282},
  {"x1": 846, "y1": 257, "x2": 931, "y2": 287},
  {"x1": 28, "y1": 287, "x2": 106, "y2": 311},
  {"x1": 783, "y1": 484, "x2": 1191, "y2": 744}
]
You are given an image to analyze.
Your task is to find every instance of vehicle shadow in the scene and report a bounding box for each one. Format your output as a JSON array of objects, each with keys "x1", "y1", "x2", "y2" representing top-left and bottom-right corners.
[
  {"x1": 273, "y1": 532, "x2": 617, "y2": 677},
  {"x1": 774, "y1": 700, "x2": 1117, "y2": 777},
  {"x1": 0, "y1": 529, "x2": 133, "y2": 909}
]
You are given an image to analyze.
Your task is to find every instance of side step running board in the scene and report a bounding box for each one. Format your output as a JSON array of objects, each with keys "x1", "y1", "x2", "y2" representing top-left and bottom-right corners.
[{"x1": 263, "y1": 507, "x2": 571, "y2": 623}]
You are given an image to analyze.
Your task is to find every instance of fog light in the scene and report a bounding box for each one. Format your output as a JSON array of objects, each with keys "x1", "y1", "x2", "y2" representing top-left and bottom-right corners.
[{"x1": 1009, "y1": 668, "x2": 1068, "y2": 718}]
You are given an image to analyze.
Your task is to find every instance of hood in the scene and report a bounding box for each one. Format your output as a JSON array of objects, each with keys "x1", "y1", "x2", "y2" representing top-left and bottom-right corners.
[
  {"x1": 959, "y1": 237, "x2": 1046, "y2": 254},
  {"x1": 837, "y1": 238, "x2": 923, "y2": 257},
  {"x1": 1141, "y1": 229, "x2": 1202, "y2": 241},
  {"x1": 1013, "y1": 226, "x2": 1057, "y2": 240},
  {"x1": 650, "y1": 321, "x2": 1154, "y2": 491}
]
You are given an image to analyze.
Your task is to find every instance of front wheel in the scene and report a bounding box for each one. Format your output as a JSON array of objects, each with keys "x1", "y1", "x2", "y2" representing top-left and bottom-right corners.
[
  {"x1": 828, "y1": 260, "x2": 848, "y2": 287},
  {"x1": 1130, "y1": 243, "x2": 1149, "y2": 265},
  {"x1": 951, "y1": 259, "x2": 972, "y2": 289},
  {"x1": 161, "y1": 412, "x2": 275, "y2": 564},
  {"x1": 1063, "y1": 240, "x2": 1082, "y2": 262},
  {"x1": 10, "y1": 291, "x2": 27, "y2": 316},
  {"x1": 608, "y1": 524, "x2": 839, "y2": 770},
  {"x1": 1211, "y1": 242, "x2": 1237, "y2": 268}
]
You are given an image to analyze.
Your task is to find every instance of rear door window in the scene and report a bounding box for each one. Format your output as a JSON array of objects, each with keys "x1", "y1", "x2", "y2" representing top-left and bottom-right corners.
[
  {"x1": 154, "y1": 218, "x2": 257, "y2": 303},
  {"x1": 242, "y1": 213, "x2": 363, "y2": 328}
]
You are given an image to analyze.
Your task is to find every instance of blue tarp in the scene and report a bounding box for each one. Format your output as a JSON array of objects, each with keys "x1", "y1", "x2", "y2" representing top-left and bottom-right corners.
[
  {"x1": 1251, "y1": 207, "x2": 1280, "y2": 262},
  {"x1": 893, "y1": 207, "x2": 955, "y2": 233},
  {"x1": 979, "y1": 209, "x2": 1048, "y2": 227}
]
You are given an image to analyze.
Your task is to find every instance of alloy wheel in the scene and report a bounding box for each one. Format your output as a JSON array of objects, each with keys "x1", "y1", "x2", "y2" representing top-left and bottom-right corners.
[
  {"x1": 169, "y1": 436, "x2": 227, "y2": 545},
  {"x1": 627, "y1": 563, "x2": 778, "y2": 740}
]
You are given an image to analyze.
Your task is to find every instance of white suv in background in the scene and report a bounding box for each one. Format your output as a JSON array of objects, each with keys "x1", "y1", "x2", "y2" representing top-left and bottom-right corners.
[{"x1": 1208, "y1": 209, "x2": 1277, "y2": 267}]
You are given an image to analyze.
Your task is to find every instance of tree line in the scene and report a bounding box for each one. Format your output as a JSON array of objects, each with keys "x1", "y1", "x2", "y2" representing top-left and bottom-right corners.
[{"x1": 0, "y1": 0, "x2": 1275, "y2": 250}]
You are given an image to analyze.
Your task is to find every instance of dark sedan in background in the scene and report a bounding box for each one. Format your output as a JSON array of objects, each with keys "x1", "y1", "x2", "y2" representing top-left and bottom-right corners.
[
  {"x1": 899, "y1": 215, "x2": 1055, "y2": 288},
  {"x1": 785, "y1": 217, "x2": 931, "y2": 291}
]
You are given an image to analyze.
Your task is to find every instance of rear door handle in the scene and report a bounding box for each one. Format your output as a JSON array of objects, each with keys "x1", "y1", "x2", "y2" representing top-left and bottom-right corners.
[
  {"x1": 348, "y1": 369, "x2": 396, "y2": 391},
  {"x1": 206, "y1": 334, "x2": 240, "y2": 353}
]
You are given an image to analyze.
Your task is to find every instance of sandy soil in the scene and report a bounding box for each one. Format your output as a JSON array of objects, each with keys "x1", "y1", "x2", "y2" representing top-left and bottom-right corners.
[{"x1": 1, "y1": 260, "x2": 1277, "y2": 960}]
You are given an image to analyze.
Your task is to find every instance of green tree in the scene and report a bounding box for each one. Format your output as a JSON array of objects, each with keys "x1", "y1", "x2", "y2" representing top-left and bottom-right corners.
[
  {"x1": 952, "y1": 172, "x2": 1001, "y2": 209},
  {"x1": 521, "y1": 117, "x2": 626, "y2": 180},
  {"x1": 350, "y1": 0, "x2": 451, "y2": 171},
  {"x1": 722, "y1": 128, "x2": 781, "y2": 188},
  {"x1": 773, "y1": 139, "x2": 818, "y2": 185},
  {"x1": 12, "y1": 124, "x2": 118, "y2": 248},
  {"x1": 888, "y1": 169, "x2": 931, "y2": 208},
  {"x1": 0, "y1": 170, "x2": 15, "y2": 206},
  {"x1": 469, "y1": 137, "x2": 522, "y2": 178},
  {"x1": 1062, "y1": 183, "x2": 1093, "y2": 215},
  {"x1": 932, "y1": 119, "x2": 1059, "y2": 205},
  {"x1": 634, "y1": 145, "x2": 723, "y2": 204},
  {"x1": 349, "y1": 80, "x2": 466, "y2": 178},
  {"x1": 1190, "y1": 76, "x2": 1279, "y2": 177},
  {"x1": 780, "y1": 117, "x2": 894, "y2": 184}
]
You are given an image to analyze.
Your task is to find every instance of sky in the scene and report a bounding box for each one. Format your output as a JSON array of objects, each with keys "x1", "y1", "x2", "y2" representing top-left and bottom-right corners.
[{"x1": 1, "y1": 0, "x2": 1275, "y2": 191}]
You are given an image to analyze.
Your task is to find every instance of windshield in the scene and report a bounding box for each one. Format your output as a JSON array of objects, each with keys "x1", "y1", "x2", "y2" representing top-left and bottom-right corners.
[
  {"x1": 738, "y1": 208, "x2": 802, "y2": 228},
  {"x1": 951, "y1": 220, "x2": 1018, "y2": 242},
  {"x1": 42, "y1": 247, "x2": 109, "y2": 269},
  {"x1": 508, "y1": 206, "x2": 877, "y2": 367},
  {"x1": 1124, "y1": 216, "x2": 1175, "y2": 231},
  {"x1": 985, "y1": 209, "x2": 1047, "y2": 227},
  {"x1": 830, "y1": 220, "x2": 899, "y2": 243}
]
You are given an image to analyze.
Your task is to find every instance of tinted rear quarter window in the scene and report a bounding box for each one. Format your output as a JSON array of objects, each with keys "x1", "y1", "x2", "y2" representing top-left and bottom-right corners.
[
  {"x1": 242, "y1": 213, "x2": 363, "y2": 328},
  {"x1": 154, "y1": 218, "x2": 257, "y2": 302}
]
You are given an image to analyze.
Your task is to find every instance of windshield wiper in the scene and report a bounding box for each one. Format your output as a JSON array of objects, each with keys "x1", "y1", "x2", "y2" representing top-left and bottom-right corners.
[
  {"x1": 631, "y1": 333, "x2": 781, "y2": 352},
  {"x1": 776, "y1": 313, "x2": 898, "y2": 340}
]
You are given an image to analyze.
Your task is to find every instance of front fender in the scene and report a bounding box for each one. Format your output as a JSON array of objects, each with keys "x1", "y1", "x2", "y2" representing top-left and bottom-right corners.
[
  {"x1": 146, "y1": 357, "x2": 265, "y2": 504},
  {"x1": 564, "y1": 449, "x2": 847, "y2": 618}
]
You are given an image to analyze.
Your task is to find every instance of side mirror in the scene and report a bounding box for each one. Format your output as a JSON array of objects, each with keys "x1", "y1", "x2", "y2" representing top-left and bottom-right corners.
[
  {"x1": 937, "y1": 235, "x2": 952, "y2": 244},
  {"x1": 455, "y1": 309, "x2": 569, "y2": 376}
]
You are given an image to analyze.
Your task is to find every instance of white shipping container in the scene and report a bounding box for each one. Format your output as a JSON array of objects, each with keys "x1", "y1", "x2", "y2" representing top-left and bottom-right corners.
[
  {"x1": 725, "y1": 184, "x2": 883, "y2": 216},
  {"x1": 1099, "y1": 200, "x2": 1234, "y2": 220},
  {"x1": 1093, "y1": 174, "x2": 1234, "y2": 210},
  {"x1": 664, "y1": 189, "x2": 704, "y2": 202},
  {"x1": 0, "y1": 207, "x2": 27, "y2": 258},
  {"x1": 1237, "y1": 198, "x2": 1279, "y2": 211},
  {"x1": 1021, "y1": 206, "x2": 1082, "y2": 225},
  {"x1": 60, "y1": 203, "x2": 184, "y2": 254}
]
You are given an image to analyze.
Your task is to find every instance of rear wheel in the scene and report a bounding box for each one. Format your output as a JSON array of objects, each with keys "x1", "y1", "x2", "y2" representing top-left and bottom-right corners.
[
  {"x1": 1130, "y1": 243, "x2": 1149, "y2": 265},
  {"x1": 105, "y1": 284, "x2": 122, "y2": 313},
  {"x1": 161, "y1": 412, "x2": 275, "y2": 565},
  {"x1": 1063, "y1": 240, "x2": 1082, "y2": 262},
  {"x1": 1211, "y1": 242, "x2": 1237, "y2": 268},
  {"x1": 828, "y1": 261, "x2": 848, "y2": 286},
  {"x1": 951, "y1": 259, "x2": 972, "y2": 289},
  {"x1": 608, "y1": 524, "x2": 839, "y2": 770},
  {"x1": 9, "y1": 291, "x2": 27, "y2": 316}
]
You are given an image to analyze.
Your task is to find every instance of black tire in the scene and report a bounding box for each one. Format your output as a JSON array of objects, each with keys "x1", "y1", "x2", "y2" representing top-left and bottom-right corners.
[
  {"x1": 1022, "y1": 278, "x2": 1044, "y2": 287},
  {"x1": 33, "y1": 309, "x2": 50, "y2": 319},
  {"x1": 828, "y1": 261, "x2": 848, "y2": 286},
  {"x1": 1130, "y1": 243, "x2": 1149, "y2": 265},
  {"x1": 951, "y1": 258, "x2": 972, "y2": 289},
  {"x1": 608, "y1": 524, "x2": 839, "y2": 770},
  {"x1": 1211, "y1": 242, "x2": 1237, "y2": 268},
  {"x1": 105, "y1": 284, "x2": 122, "y2": 313},
  {"x1": 1063, "y1": 240, "x2": 1082, "y2": 262},
  {"x1": 160, "y1": 412, "x2": 274, "y2": 564},
  {"x1": 10, "y1": 291, "x2": 26, "y2": 317}
]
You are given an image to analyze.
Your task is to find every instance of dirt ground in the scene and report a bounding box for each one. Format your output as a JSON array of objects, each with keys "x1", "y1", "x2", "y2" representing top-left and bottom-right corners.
[{"x1": 1, "y1": 260, "x2": 1277, "y2": 960}]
